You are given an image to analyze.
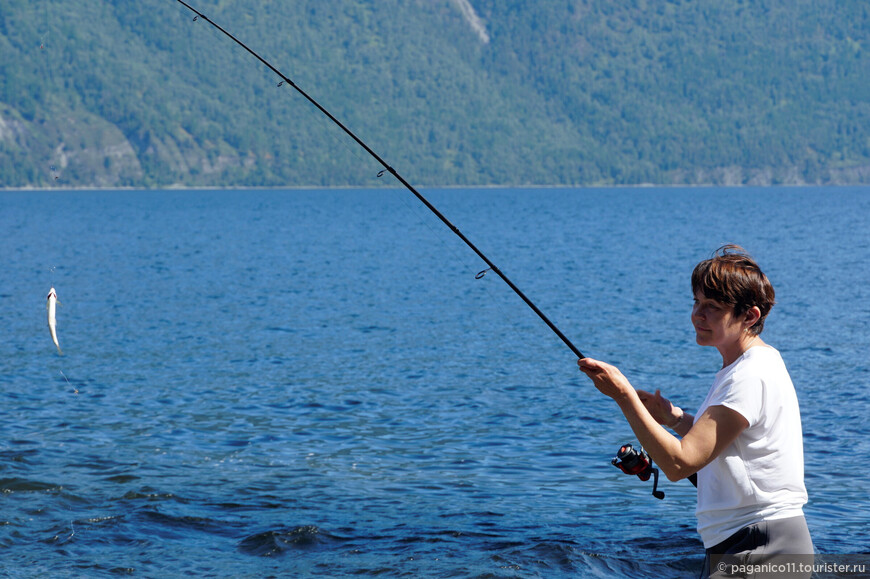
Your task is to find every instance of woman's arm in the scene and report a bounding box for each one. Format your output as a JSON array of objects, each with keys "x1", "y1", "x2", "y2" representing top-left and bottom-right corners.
[
  {"x1": 617, "y1": 391, "x2": 747, "y2": 481},
  {"x1": 579, "y1": 358, "x2": 748, "y2": 481},
  {"x1": 669, "y1": 409, "x2": 694, "y2": 437},
  {"x1": 636, "y1": 389, "x2": 694, "y2": 437}
]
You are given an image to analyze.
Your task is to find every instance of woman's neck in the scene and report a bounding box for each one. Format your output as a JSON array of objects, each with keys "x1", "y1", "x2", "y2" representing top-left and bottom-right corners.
[{"x1": 719, "y1": 334, "x2": 764, "y2": 368}]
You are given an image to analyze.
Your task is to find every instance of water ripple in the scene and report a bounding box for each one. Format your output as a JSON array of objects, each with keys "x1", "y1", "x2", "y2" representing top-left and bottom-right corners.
[{"x1": 1, "y1": 188, "x2": 868, "y2": 576}]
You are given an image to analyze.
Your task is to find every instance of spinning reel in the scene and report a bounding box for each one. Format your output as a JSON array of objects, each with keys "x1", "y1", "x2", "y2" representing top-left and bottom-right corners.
[{"x1": 611, "y1": 443, "x2": 665, "y2": 500}]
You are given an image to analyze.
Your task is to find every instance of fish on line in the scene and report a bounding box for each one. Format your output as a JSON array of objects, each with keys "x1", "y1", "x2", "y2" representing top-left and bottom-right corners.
[{"x1": 47, "y1": 286, "x2": 62, "y2": 355}]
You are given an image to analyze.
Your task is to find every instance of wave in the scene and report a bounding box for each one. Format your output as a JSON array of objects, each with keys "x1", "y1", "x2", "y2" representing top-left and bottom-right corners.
[{"x1": 238, "y1": 525, "x2": 342, "y2": 557}]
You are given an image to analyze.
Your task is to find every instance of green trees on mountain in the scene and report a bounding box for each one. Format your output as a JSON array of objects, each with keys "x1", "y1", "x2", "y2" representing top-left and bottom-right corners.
[{"x1": 1, "y1": 0, "x2": 867, "y2": 188}]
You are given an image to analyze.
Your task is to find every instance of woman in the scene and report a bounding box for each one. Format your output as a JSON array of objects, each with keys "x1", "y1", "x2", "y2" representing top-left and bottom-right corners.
[{"x1": 578, "y1": 245, "x2": 812, "y2": 578}]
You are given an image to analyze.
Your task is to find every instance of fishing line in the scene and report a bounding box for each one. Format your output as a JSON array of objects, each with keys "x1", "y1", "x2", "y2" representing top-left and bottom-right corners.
[
  {"x1": 60, "y1": 370, "x2": 78, "y2": 395},
  {"x1": 187, "y1": 7, "x2": 381, "y2": 184},
  {"x1": 275, "y1": 79, "x2": 383, "y2": 184},
  {"x1": 39, "y1": 0, "x2": 50, "y2": 52},
  {"x1": 385, "y1": 188, "x2": 551, "y2": 354},
  {"x1": 175, "y1": 0, "x2": 585, "y2": 360},
  {"x1": 280, "y1": 80, "x2": 532, "y2": 352},
  {"x1": 39, "y1": 1, "x2": 62, "y2": 184}
]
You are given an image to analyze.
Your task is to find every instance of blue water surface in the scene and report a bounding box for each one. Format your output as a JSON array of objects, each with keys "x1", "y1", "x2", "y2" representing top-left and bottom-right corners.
[{"x1": 1, "y1": 186, "x2": 868, "y2": 577}]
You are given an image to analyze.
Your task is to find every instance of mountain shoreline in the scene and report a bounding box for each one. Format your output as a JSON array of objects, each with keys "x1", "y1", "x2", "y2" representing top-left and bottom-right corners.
[{"x1": 2, "y1": 0, "x2": 867, "y2": 189}]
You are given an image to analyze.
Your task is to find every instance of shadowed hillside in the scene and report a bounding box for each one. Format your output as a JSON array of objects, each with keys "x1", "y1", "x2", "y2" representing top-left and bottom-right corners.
[{"x1": 1, "y1": 0, "x2": 868, "y2": 188}]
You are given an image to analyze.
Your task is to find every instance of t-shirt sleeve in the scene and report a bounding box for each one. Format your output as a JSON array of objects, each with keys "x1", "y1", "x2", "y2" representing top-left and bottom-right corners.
[{"x1": 705, "y1": 373, "x2": 764, "y2": 427}]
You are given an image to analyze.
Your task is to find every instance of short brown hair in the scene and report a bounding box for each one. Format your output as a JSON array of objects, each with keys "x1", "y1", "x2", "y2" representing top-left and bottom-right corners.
[{"x1": 691, "y1": 244, "x2": 776, "y2": 335}]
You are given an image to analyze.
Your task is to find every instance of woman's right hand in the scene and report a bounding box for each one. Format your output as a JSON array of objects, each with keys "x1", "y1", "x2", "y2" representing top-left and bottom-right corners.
[{"x1": 636, "y1": 389, "x2": 680, "y2": 427}]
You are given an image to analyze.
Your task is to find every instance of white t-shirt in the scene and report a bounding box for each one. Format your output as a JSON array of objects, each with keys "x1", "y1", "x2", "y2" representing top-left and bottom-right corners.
[{"x1": 694, "y1": 345, "x2": 808, "y2": 548}]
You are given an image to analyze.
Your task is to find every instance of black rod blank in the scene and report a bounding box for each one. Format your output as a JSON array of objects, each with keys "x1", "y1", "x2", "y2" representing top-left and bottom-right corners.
[{"x1": 174, "y1": 0, "x2": 585, "y2": 360}]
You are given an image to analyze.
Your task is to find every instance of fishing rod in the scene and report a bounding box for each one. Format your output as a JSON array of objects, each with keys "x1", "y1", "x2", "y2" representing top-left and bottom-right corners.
[{"x1": 175, "y1": 0, "x2": 584, "y2": 360}]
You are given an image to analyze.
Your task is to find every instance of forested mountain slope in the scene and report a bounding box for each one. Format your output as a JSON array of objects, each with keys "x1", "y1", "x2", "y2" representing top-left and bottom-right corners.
[{"x1": 1, "y1": 0, "x2": 867, "y2": 188}]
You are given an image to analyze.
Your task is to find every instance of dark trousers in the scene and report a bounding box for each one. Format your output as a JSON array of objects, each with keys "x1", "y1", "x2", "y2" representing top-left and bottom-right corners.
[{"x1": 702, "y1": 515, "x2": 814, "y2": 578}]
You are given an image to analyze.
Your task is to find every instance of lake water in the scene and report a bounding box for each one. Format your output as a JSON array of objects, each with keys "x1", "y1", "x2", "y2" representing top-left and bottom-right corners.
[{"x1": 1, "y1": 186, "x2": 868, "y2": 577}]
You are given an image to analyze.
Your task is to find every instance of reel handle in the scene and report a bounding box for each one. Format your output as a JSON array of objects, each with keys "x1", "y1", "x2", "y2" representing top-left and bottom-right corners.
[{"x1": 611, "y1": 443, "x2": 665, "y2": 500}]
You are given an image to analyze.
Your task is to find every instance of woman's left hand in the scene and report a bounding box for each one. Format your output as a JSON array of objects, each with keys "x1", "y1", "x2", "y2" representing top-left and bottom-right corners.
[{"x1": 577, "y1": 358, "x2": 635, "y2": 401}]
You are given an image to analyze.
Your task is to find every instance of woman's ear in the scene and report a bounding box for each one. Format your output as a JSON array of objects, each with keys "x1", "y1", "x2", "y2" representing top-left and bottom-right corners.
[{"x1": 745, "y1": 305, "x2": 762, "y2": 330}]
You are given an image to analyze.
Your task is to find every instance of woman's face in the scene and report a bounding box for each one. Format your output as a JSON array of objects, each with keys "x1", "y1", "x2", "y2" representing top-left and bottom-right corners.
[{"x1": 691, "y1": 290, "x2": 745, "y2": 348}]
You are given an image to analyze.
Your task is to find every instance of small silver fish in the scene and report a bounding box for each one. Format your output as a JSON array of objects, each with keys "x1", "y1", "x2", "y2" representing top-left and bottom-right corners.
[{"x1": 47, "y1": 287, "x2": 62, "y2": 355}]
